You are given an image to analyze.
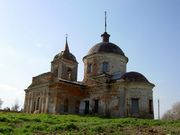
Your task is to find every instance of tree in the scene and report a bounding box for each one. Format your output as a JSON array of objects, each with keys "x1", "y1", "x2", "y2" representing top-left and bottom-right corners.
[
  {"x1": 162, "y1": 101, "x2": 180, "y2": 120},
  {"x1": 11, "y1": 100, "x2": 20, "y2": 111},
  {"x1": 3, "y1": 107, "x2": 10, "y2": 111},
  {"x1": 0, "y1": 98, "x2": 3, "y2": 109}
]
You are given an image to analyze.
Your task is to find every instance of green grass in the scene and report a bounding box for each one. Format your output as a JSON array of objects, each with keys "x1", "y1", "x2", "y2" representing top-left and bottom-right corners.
[{"x1": 0, "y1": 112, "x2": 180, "y2": 135}]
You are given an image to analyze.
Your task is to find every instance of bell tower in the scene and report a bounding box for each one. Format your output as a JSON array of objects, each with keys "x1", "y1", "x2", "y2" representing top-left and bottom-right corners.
[{"x1": 51, "y1": 36, "x2": 78, "y2": 81}]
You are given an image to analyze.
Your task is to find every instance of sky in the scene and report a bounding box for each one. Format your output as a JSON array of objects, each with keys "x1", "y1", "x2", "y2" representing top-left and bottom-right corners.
[{"x1": 0, "y1": 0, "x2": 180, "y2": 119}]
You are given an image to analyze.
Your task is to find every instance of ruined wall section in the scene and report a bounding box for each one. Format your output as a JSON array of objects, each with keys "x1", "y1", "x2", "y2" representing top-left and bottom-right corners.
[
  {"x1": 24, "y1": 72, "x2": 53, "y2": 113},
  {"x1": 51, "y1": 58, "x2": 78, "y2": 81},
  {"x1": 47, "y1": 81, "x2": 87, "y2": 114},
  {"x1": 87, "y1": 82, "x2": 126, "y2": 117},
  {"x1": 83, "y1": 53, "x2": 128, "y2": 85},
  {"x1": 24, "y1": 83, "x2": 50, "y2": 114},
  {"x1": 123, "y1": 82, "x2": 154, "y2": 118},
  {"x1": 29, "y1": 72, "x2": 53, "y2": 87}
]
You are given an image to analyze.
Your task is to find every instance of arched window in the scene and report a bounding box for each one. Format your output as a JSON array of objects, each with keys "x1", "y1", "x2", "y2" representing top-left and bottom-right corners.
[
  {"x1": 36, "y1": 97, "x2": 40, "y2": 110},
  {"x1": 87, "y1": 63, "x2": 92, "y2": 74},
  {"x1": 27, "y1": 93, "x2": 32, "y2": 113},
  {"x1": 33, "y1": 101, "x2": 36, "y2": 112},
  {"x1": 64, "y1": 98, "x2": 69, "y2": 112},
  {"x1": 102, "y1": 62, "x2": 109, "y2": 73}
]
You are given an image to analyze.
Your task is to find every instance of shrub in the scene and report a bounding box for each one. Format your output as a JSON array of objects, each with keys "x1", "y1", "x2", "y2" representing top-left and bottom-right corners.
[
  {"x1": 0, "y1": 117, "x2": 10, "y2": 122},
  {"x1": 0, "y1": 126, "x2": 13, "y2": 133},
  {"x1": 162, "y1": 101, "x2": 180, "y2": 120},
  {"x1": 64, "y1": 123, "x2": 79, "y2": 131}
]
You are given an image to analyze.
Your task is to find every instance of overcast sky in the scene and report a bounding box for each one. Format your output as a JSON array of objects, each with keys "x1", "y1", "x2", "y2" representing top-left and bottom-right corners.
[{"x1": 0, "y1": 0, "x2": 180, "y2": 119}]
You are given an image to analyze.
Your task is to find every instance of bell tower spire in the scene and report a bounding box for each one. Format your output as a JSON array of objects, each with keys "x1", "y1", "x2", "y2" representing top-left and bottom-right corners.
[
  {"x1": 64, "y1": 34, "x2": 69, "y2": 53},
  {"x1": 51, "y1": 34, "x2": 78, "y2": 81}
]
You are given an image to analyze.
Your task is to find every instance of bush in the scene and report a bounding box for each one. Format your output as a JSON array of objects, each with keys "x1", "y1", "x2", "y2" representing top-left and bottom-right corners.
[
  {"x1": 0, "y1": 117, "x2": 10, "y2": 122},
  {"x1": 64, "y1": 123, "x2": 79, "y2": 130},
  {"x1": 162, "y1": 101, "x2": 180, "y2": 120},
  {"x1": 0, "y1": 127, "x2": 13, "y2": 133}
]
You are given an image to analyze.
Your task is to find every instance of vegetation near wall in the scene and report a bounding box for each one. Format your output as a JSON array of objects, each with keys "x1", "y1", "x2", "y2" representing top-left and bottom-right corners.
[{"x1": 0, "y1": 112, "x2": 180, "y2": 135}]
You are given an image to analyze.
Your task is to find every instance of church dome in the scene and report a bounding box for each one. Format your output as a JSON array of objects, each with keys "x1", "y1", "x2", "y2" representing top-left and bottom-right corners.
[
  {"x1": 120, "y1": 71, "x2": 149, "y2": 83},
  {"x1": 86, "y1": 32, "x2": 125, "y2": 57},
  {"x1": 54, "y1": 51, "x2": 77, "y2": 62},
  {"x1": 88, "y1": 42, "x2": 125, "y2": 56}
]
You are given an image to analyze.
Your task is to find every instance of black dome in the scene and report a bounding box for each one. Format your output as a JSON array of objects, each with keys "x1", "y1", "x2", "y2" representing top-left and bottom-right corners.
[
  {"x1": 54, "y1": 51, "x2": 77, "y2": 62},
  {"x1": 120, "y1": 71, "x2": 149, "y2": 83},
  {"x1": 88, "y1": 42, "x2": 125, "y2": 56}
]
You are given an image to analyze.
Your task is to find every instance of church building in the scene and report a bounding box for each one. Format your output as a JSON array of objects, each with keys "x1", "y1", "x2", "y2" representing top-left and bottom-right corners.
[{"x1": 24, "y1": 17, "x2": 155, "y2": 118}]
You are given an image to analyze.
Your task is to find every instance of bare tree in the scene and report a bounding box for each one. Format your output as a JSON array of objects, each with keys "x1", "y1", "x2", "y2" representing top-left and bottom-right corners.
[
  {"x1": 4, "y1": 107, "x2": 10, "y2": 111},
  {"x1": 0, "y1": 98, "x2": 3, "y2": 109},
  {"x1": 11, "y1": 100, "x2": 20, "y2": 111},
  {"x1": 162, "y1": 101, "x2": 180, "y2": 120}
]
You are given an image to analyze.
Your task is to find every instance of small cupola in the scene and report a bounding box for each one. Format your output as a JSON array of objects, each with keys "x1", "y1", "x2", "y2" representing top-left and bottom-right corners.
[{"x1": 101, "y1": 32, "x2": 110, "y2": 42}]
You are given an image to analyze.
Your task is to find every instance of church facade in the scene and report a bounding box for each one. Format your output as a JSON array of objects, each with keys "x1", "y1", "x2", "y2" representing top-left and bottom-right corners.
[{"x1": 24, "y1": 30, "x2": 155, "y2": 118}]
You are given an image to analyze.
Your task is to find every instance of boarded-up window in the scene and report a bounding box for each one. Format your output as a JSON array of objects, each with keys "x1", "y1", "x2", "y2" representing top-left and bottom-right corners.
[
  {"x1": 36, "y1": 97, "x2": 40, "y2": 110},
  {"x1": 131, "y1": 98, "x2": 139, "y2": 115}
]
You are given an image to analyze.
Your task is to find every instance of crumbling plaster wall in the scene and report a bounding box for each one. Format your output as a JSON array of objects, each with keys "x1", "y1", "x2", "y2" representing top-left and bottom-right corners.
[{"x1": 83, "y1": 53, "x2": 127, "y2": 84}]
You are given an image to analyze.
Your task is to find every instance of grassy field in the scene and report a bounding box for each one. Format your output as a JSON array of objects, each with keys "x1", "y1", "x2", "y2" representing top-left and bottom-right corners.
[{"x1": 0, "y1": 112, "x2": 180, "y2": 135}]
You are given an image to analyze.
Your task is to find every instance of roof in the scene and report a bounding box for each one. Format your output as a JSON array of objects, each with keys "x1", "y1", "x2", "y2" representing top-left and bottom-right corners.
[
  {"x1": 120, "y1": 71, "x2": 149, "y2": 83},
  {"x1": 87, "y1": 42, "x2": 125, "y2": 56},
  {"x1": 86, "y1": 32, "x2": 125, "y2": 57},
  {"x1": 54, "y1": 51, "x2": 77, "y2": 62}
]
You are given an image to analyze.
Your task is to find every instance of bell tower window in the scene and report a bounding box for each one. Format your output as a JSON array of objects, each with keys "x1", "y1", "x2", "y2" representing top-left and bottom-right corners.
[
  {"x1": 102, "y1": 62, "x2": 109, "y2": 73},
  {"x1": 67, "y1": 68, "x2": 72, "y2": 80}
]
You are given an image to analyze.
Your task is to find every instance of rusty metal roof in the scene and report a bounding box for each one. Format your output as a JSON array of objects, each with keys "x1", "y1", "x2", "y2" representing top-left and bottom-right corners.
[
  {"x1": 87, "y1": 42, "x2": 125, "y2": 56},
  {"x1": 120, "y1": 71, "x2": 149, "y2": 83},
  {"x1": 54, "y1": 51, "x2": 77, "y2": 62}
]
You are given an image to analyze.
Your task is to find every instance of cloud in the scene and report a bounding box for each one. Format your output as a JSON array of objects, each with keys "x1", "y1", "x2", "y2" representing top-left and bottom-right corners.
[
  {"x1": 0, "y1": 43, "x2": 48, "y2": 109},
  {"x1": 0, "y1": 84, "x2": 24, "y2": 108}
]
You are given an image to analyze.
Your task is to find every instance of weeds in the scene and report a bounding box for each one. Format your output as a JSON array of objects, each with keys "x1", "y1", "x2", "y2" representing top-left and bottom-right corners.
[{"x1": 0, "y1": 112, "x2": 179, "y2": 134}]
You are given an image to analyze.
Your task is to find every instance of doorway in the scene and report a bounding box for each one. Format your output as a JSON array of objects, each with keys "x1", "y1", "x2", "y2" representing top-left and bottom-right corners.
[
  {"x1": 94, "y1": 99, "x2": 99, "y2": 113},
  {"x1": 84, "y1": 100, "x2": 89, "y2": 114},
  {"x1": 131, "y1": 98, "x2": 139, "y2": 116}
]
